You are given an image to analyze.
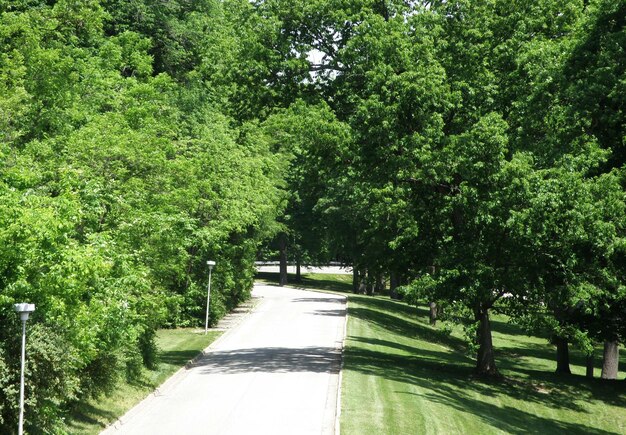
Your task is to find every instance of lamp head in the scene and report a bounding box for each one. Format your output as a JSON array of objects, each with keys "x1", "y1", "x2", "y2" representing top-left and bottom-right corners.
[
  {"x1": 206, "y1": 260, "x2": 216, "y2": 270},
  {"x1": 14, "y1": 303, "x2": 35, "y2": 321}
]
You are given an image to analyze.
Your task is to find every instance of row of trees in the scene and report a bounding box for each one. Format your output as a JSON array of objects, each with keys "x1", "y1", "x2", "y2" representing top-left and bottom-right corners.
[
  {"x1": 1, "y1": 0, "x2": 624, "y2": 431},
  {"x1": 256, "y1": 0, "x2": 626, "y2": 379},
  {"x1": 0, "y1": 0, "x2": 293, "y2": 432}
]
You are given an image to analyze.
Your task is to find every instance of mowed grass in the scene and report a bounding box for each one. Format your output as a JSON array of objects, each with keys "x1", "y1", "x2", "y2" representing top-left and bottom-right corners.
[
  {"x1": 341, "y1": 295, "x2": 626, "y2": 435},
  {"x1": 68, "y1": 329, "x2": 221, "y2": 434}
]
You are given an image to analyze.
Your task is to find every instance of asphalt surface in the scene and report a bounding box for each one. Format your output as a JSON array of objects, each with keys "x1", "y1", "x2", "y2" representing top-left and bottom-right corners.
[
  {"x1": 102, "y1": 284, "x2": 347, "y2": 435},
  {"x1": 256, "y1": 265, "x2": 352, "y2": 275}
]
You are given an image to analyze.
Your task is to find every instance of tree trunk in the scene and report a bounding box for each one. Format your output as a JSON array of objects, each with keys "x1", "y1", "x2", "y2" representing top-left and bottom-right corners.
[
  {"x1": 475, "y1": 308, "x2": 499, "y2": 377},
  {"x1": 429, "y1": 302, "x2": 437, "y2": 326},
  {"x1": 586, "y1": 353, "x2": 594, "y2": 379},
  {"x1": 601, "y1": 340, "x2": 619, "y2": 380},
  {"x1": 295, "y1": 255, "x2": 302, "y2": 284},
  {"x1": 279, "y1": 233, "x2": 288, "y2": 286},
  {"x1": 365, "y1": 270, "x2": 374, "y2": 296},
  {"x1": 554, "y1": 336, "x2": 571, "y2": 375},
  {"x1": 358, "y1": 269, "x2": 367, "y2": 295},
  {"x1": 375, "y1": 273, "x2": 385, "y2": 294},
  {"x1": 352, "y1": 266, "x2": 359, "y2": 294},
  {"x1": 389, "y1": 271, "x2": 399, "y2": 299}
]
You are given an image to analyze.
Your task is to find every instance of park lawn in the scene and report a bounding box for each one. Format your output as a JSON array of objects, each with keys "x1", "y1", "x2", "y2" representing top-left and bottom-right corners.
[
  {"x1": 67, "y1": 328, "x2": 221, "y2": 434},
  {"x1": 340, "y1": 295, "x2": 626, "y2": 435}
]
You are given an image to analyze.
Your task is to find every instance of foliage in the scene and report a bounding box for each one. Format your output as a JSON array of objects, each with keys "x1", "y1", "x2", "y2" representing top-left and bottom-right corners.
[
  {"x1": 1, "y1": 0, "x2": 626, "y2": 430},
  {"x1": 0, "y1": 0, "x2": 284, "y2": 431},
  {"x1": 69, "y1": 328, "x2": 221, "y2": 434},
  {"x1": 247, "y1": 0, "x2": 626, "y2": 376}
]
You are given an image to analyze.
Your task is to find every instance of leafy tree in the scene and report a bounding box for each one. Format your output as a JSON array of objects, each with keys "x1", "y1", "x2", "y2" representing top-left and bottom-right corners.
[
  {"x1": 261, "y1": 100, "x2": 352, "y2": 284},
  {"x1": 0, "y1": 1, "x2": 285, "y2": 430}
]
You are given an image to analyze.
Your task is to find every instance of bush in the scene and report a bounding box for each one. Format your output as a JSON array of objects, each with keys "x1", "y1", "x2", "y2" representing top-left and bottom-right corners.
[{"x1": 0, "y1": 322, "x2": 79, "y2": 434}]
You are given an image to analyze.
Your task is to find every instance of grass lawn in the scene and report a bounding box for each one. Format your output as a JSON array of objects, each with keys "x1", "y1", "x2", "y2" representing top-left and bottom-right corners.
[
  {"x1": 264, "y1": 273, "x2": 626, "y2": 434},
  {"x1": 67, "y1": 328, "x2": 221, "y2": 434}
]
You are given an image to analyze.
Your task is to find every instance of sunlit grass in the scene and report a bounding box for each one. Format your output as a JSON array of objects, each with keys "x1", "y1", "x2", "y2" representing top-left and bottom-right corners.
[{"x1": 341, "y1": 295, "x2": 626, "y2": 435}]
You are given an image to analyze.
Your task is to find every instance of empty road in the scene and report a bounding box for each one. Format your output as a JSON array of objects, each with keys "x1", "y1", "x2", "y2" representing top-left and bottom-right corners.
[{"x1": 102, "y1": 284, "x2": 347, "y2": 435}]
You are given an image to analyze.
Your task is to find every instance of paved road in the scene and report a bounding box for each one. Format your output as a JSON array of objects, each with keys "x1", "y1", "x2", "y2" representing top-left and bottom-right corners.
[
  {"x1": 256, "y1": 265, "x2": 352, "y2": 275},
  {"x1": 102, "y1": 285, "x2": 347, "y2": 435}
]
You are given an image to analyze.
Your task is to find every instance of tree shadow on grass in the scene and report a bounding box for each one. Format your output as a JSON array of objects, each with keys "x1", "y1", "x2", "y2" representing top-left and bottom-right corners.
[
  {"x1": 347, "y1": 290, "x2": 626, "y2": 432},
  {"x1": 402, "y1": 388, "x2": 617, "y2": 435},
  {"x1": 68, "y1": 401, "x2": 118, "y2": 430},
  {"x1": 349, "y1": 336, "x2": 472, "y2": 365},
  {"x1": 350, "y1": 295, "x2": 423, "y2": 319},
  {"x1": 125, "y1": 376, "x2": 154, "y2": 390},
  {"x1": 498, "y1": 342, "x2": 626, "y2": 387},
  {"x1": 298, "y1": 276, "x2": 353, "y2": 293},
  {"x1": 497, "y1": 343, "x2": 555, "y2": 365},
  {"x1": 490, "y1": 317, "x2": 545, "y2": 338},
  {"x1": 500, "y1": 365, "x2": 626, "y2": 408},
  {"x1": 159, "y1": 349, "x2": 203, "y2": 366},
  {"x1": 347, "y1": 336, "x2": 474, "y2": 374},
  {"x1": 345, "y1": 346, "x2": 590, "y2": 416},
  {"x1": 349, "y1": 306, "x2": 467, "y2": 352}
]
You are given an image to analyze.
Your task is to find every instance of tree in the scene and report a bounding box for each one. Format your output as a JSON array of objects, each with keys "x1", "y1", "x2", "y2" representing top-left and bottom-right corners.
[
  {"x1": 507, "y1": 0, "x2": 626, "y2": 376},
  {"x1": 0, "y1": 1, "x2": 286, "y2": 430},
  {"x1": 261, "y1": 100, "x2": 352, "y2": 283}
]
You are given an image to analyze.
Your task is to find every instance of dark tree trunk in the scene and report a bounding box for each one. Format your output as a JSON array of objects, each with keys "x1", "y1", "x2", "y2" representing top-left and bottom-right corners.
[
  {"x1": 375, "y1": 273, "x2": 385, "y2": 294},
  {"x1": 352, "y1": 266, "x2": 359, "y2": 294},
  {"x1": 586, "y1": 353, "x2": 594, "y2": 379},
  {"x1": 429, "y1": 302, "x2": 437, "y2": 326},
  {"x1": 365, "y1": 270, "x2": 374, "y2": 296},
  {"x1": 601, "y1": 340, "x2": 619, "y2": 380},
  {"x1": 279, "y1": 233, "x2": 288, "y2": 286},
  {"x1": 358, "y1": 269, "x2": 367, "y2": 295},
  {"x1": 389, "y1": 271, "x2": 399, "y2": 299},
  {"x1": 295, "y1": 256, "x2": 302, "y2": 284},
  {"x1": 554, "y1": 336, "x2": 572, "y2": 375},
  {"x1": 379, "y1": 0, "x2": 389, "y2": 21},
  {"x1": 475, "y1": 308, "x2": 499, "y2": 377}
]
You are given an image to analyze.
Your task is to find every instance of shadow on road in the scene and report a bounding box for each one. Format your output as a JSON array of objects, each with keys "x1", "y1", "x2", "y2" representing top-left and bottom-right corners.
[
  {"x1": 307, "y1": 309, "x2": 347, "y2": 317},
  {"x1": 291, "y1": 297, "x2": 346, "y2": 304},
  {"x1": 192, "y1": 346, "x2": 342, "y2": 375},
  {"x1": 292, "y1": 296, "x2": 347, "y2": 317}
]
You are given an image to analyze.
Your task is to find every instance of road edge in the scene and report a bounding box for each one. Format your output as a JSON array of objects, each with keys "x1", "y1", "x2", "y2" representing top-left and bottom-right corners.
[
  {"x1": 287, "y1": 284, "x2": 348, "y2": 435},
  {"x1": 100, "y1": 294, "x2": 266, "y2": 434},
  {"x1": 335, "y1": 297, "x2": 348, "y2": 435}
]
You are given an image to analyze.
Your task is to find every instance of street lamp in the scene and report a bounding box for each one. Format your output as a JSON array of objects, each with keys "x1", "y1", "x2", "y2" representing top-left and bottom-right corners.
[
  {"x1": 204, "y1": 261, "x2": 216, "y2": 334},
  {"x1": 14, "y1": 303, "x2": 35, "y2": 435}
]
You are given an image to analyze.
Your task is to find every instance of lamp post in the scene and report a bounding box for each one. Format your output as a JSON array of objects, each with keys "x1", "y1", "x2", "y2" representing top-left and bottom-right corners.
[
  {"x1": 204, "y1": 261, "x2": 216, "y2": 334},
  {"x1": 14, "y1": 303, "x2": 35, "y2": 435}
]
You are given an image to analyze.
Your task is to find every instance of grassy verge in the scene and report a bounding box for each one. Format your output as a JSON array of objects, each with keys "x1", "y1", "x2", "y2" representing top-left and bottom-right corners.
[
  {"x1": 341, "y1": 295, "x2": 626, "y2": 435},
  {"x1": 67, "y1": 329, "x2": 221, "y2": 434}
]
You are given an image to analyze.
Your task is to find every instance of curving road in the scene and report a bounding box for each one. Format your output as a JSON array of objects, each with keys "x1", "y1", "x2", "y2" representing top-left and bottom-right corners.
[{"x1": 102, "y1": 284, "x2": 347, "y2": 435}]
